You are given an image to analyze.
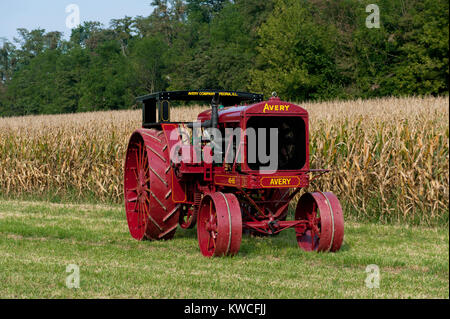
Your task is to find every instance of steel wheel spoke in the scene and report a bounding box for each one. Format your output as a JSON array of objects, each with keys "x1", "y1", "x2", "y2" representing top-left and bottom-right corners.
[
  {"x1": 211, "y1": 233, "x2": 216, "y2": 249},
  {"x1": 135, "y1": 148, "x2": 140, "y2": 172},
  {"x1": 133, "y1": 165, "x2": 139, "y2": 181},
  {"x1": 138, "y1": 143, "x2": 143, "y2": 171},
  {"x1": 140, "y1": 202, "x2": 145, "y2": 227},
  {"x1": 138, "y1": 202, "x2": 143, "y2": 229},
  {"x1": 141, "y1": 143, "x2": 146, "y2": 170},
  {"x1": 143, "y1": 154, "x2": 149, "y2": 173},
  {"x1": 137, "y1": 202, "x2": 142, "y2": 229},
  {"x1": 141, "y1": 202, "x2": 149, "y2": 228}
]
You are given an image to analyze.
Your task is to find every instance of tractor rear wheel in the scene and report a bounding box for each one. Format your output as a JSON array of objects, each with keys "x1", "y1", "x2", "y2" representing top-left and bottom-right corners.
[
  {"x1": 294, "y1": 192, "x2": 344, "y2": 252},
  {"x1": 124, "y1": 129, "x2": 179, "y2": 241},
  {"x1": 197, "y1": 192, "x2": 242, "y2": 257}
]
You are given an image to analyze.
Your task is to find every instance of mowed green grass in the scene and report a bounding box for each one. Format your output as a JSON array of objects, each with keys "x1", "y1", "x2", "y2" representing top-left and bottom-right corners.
[{"x1": 0, "y1": 200, "x2": 448, "y2": 299}]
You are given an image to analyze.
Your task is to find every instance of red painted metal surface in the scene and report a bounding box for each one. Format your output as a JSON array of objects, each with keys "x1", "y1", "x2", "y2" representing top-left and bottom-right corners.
[
  {"x1": 197, "y1": 192, "x2": 242, "y2": 257},
  {"x1": 197, "y1": 96, "x2": 308, "y2": 123},
  {"x1": 124, "y1": 93, "x2": 345, "y2": 257},
  {"x1": 124, "y1": 129, "x2": 180, "y2": 240},
  {"x1": 179, "y1": 204, "x2": 197, "y2": 229},
  {"x1": 294, "y1": 192, "x2": 344, "y2": 252},
  {"x1": 161, "y1": 124, "x2": 188, "y2": 203},
  {"x1": 124, "y1": 135, "x2": 150, "y2": 240}
]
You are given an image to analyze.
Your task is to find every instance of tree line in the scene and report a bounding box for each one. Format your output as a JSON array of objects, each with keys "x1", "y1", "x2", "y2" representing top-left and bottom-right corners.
[{"x1": 0, "y1": 0, "x2": 448, "y2": 116}]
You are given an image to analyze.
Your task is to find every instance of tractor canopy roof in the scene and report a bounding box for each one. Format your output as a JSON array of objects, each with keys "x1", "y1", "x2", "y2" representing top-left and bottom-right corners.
[{"x1": 136, "y1": 90, "x2": 264, "y2": 106}]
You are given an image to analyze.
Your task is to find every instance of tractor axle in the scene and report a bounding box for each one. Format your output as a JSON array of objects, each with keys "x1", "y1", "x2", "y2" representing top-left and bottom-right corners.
[{"x1": 243, "y1": 220, "x2": 307, "y2": 235}]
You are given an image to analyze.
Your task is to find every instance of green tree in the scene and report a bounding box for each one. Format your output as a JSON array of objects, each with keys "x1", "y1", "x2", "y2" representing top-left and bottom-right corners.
[
  {"x1": 251, "y1": 0, "x2": 345, "y2": 101},
  {"x1": 110, "y1": 16, "x2": 135, "y2": 56},
  {"x1": 351, "y1": 0, "x2": 449, "y2": 97},
  {"x1": 129, "y1": 35, "x2": 169, "y2": 95},
  {"x1": 78, "y1": 40, "x2": 133, "y2": 112},
  {"x1": 13, "y1": 29, "x2": 63, "y2": 67},
  {"x1": 70, "y1": 22, "x2": 116, "y2": 51},
  {"x1": 5, "y1": 49, "x2": 60, "y2": 114},
  {"x1": 385, "y1": 0, "x2": 449, "y2": 95},
  {"x1": 0, "y1": 39, "x2": 16, "y2": 83},
  {"x1": 207, "y1": 2, "x2": 259, "y2": 90},
  {"x1": 1, "y1": 0, "x2": 448, "y2": 117}
]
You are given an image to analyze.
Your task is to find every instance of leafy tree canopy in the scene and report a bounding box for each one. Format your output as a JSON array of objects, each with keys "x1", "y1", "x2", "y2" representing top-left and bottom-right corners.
[{"x1": 0, "y1": 0, "x2": 447, "y2": 116}]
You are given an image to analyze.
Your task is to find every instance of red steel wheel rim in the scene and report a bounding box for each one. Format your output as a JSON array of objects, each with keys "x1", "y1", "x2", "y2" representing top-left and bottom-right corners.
[
  {"x1": 222, "y1": 193, "x2": 242, "y2": 255},
  {"x1": 197, "y1": 193, "x2": 242, "y2": 257},
  {"x1": 124, "y1": 136, "x2": 151, "y2": 240},
  {"x1": 295, "y1": 192, "x2": 333, "y2": 252},
  {"x1": 323, "y1": 192, "x2": 344, "y2": 252},
  {"x1": 198, "y1": 195, "x2": 221, "y2": 257},
  {"x1": 124, "y1": 129, "x2": 179, "y2": 242}
]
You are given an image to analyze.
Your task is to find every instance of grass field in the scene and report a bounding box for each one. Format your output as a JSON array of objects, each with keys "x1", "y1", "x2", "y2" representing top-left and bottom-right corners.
[
  {"x1": 0, "y1": 199, "x2": 448, "y2": 299},
  {"x1": 0, "y1": 96, "x2": 448, "y2": 299}
]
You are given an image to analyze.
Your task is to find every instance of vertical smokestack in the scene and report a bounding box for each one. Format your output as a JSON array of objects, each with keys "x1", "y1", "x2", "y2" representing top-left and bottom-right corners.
[{"x1": 211, "y1": 93, "x2": 219, "y2": 128}]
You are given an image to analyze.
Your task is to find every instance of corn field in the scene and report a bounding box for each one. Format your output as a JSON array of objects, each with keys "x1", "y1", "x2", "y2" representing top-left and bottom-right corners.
[{"x1": 0, "y1": 96, "x2": 448, "y2": 225}]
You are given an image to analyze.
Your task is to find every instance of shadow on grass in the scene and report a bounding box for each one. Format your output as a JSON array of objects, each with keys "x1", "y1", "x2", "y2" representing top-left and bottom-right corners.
[
  {"x1": 339, "y1": 241, "x2": 351, "y2": 252},
  {"x1": 173, "y1": 227, "x2": 197, "y2": 239}
]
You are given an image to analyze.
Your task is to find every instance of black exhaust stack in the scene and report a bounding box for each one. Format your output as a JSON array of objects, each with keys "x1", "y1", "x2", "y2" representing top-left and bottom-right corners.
[
  {"x1": 210, "y1": 93, "x2": 219, "y2": 129},
  {"x1": 186, "y1": 92, "x2": 220, "y2": 129}
]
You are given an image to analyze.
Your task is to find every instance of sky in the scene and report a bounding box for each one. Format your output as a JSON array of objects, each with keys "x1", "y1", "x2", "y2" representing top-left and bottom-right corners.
[{"x1": 0, "y1": 0, "x2": 154, "y2": 43}]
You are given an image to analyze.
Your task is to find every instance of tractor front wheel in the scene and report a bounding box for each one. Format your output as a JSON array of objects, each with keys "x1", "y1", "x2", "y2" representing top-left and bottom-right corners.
[
  {"x1": 197, "y1": 192, "x2": 242, "y2": 257},
  {"x1": 294, "y1": 192, "x2": 344, "y2": 252}
]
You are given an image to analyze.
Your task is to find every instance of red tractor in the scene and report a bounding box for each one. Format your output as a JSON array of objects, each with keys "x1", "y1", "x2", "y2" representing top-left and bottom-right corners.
[{"x1": 124, "y1": 90, "x2": 344, "y2": 257}]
